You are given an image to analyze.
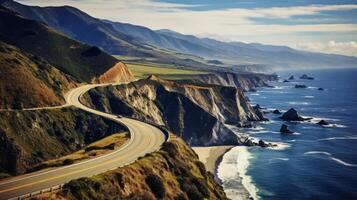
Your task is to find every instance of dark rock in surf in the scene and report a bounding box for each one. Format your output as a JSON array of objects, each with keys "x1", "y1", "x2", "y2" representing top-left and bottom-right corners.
[
  {"x1": 258, "y1": 140, "x2": 269, "y2": 148},
  {"x1": 280, "y1": 124, "x2": 293, "y2": 134},
  {"x1": 288, "y1": 75, "x2": 295, "y2": 80},
  {"x1": 317, "y1": 120, "x2": 329, "y2": 126},
  {"x1": 295, "y1": 84, "x2": 307, "y2": 88},
  {"x1": 272, "y1": 109, "x2": 282, "y2": 114},
  {"x1": 318, "y1": 87, "x2": 324, "y2": 91},
  {"x1": 280, "y1": 108, "x2": 311, "y2": 121},
  {"x1": 300, "y1": 74, "x2": 314, "y2": 80}
]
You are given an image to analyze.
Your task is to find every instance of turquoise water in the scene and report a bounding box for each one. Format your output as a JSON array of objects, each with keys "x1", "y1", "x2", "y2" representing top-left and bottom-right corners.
[{"x1": 243, "y1": 68, "x2": 357, "y2": 199}]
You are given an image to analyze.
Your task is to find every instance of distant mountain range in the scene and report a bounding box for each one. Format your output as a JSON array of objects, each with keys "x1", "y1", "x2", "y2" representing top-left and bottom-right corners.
[{"x1": 2, "y1": 0, "x2": 357, "y2": 70}]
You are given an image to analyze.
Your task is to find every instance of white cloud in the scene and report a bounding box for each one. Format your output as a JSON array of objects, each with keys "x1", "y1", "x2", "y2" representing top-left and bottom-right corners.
[
  {"x1": 17, "y1": 1, "x2": 357, "y2": 34},
  {"x1": 16, "y1": 0, "x2": 357, "y2": 56},
  {"x1": 296, "y1": 41, "x2": 357, "y2": 56}
]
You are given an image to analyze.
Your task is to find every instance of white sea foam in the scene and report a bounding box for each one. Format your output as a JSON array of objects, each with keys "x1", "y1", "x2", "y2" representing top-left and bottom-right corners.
[
  {"x1": 269, "y1": 157, "x2": 290, "y2": 162},
  {"x1": 304, "y1": 151, "x2": 357, "y2": 167},
  {"x1": 272, "y1": 86, "x2": 287, "y2": 90},
  {"x1": 323, "y1": 124, "x2": 347, "y2": 128},
  {"x1": 304, "y1": 95, "x2": 315, "y2": 98},
  {"x1": 217, "y1": 146, "x2": 259, "y2": 200},
  {"x1": 330, "y1": 157, "x2": 357, "y2": 167},
  {"x1": 250, "y1": 93, "x2": 260, "y2": 96},
  {"x1": 308, "y1": 86, "x2": 318, "y2": 89},
  {"x1": 317, "y1": 136, "x2": 357, "y2": 141},
  {"x1": 248, "y1": 130, "x2": 270, "y2": 134},
  {"x1": 267, "y1": 142, "x2": 291, "y2": 150},
  {"x1": 304, "y1": 151, "x2": 332, "y2": 156},
  {"x1": 288, "y1": 101, "x2": 310, "y2": 105}
]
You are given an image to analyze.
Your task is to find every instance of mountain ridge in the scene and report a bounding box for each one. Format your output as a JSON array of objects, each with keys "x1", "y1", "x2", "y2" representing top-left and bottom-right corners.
[{"x1": 3, "y1": 0, "x2": 356, "y2": 70}]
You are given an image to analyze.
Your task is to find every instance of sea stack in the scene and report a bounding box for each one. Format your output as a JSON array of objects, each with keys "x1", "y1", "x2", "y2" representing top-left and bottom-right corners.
[
  {"x1": 280, "y1": 108, "x2": 310, "y2": 121},
  {"x1": 272, "y1": 109, "x2": 282, "y2": 114},
  {"x1": 288, "y1": 75, "x2": 295, "y2": 80},
  {"x1": 317, "y1": 120, "x2": 329, "y2": 126},
  {"x1": 295, "y1": 84, "x2": 307, "y2": 88},
  {"x1": 300, "y1": 74, "x2": 314, "y2": 80},
  {"x1": 280, "y1": 124, "x2": 293, "y2": 134}
]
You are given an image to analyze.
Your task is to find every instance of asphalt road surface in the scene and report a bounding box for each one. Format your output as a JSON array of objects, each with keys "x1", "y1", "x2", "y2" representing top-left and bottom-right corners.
[{"x1": 0, "y1": 84, "x2": 166, "y2": 200}]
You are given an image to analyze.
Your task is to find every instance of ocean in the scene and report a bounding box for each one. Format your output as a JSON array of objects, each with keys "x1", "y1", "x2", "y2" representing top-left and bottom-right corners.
[{"x1": 218, "y1": 68, "x2": 357, "y2": 200}]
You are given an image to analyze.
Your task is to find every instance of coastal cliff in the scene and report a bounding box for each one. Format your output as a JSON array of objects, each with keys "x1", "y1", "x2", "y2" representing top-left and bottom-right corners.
[
  {"x1": 41, "y1": 136, "x2": 229, "y2": 200},
  {"x1": 81, "y1": 76, "x2": 266, "y2": 146},
  {"x1": 189, "y1": 72, "x2": 278, "y2": 91}
]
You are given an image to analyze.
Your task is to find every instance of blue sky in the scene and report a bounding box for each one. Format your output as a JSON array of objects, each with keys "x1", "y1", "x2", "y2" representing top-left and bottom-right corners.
[{"x1": 19, "y1": 0, "x2": 357, "y2": 56}]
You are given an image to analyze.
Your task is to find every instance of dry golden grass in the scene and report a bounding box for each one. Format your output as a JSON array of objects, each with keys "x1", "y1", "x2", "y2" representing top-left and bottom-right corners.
[{"x1": 32, "y1": 132, "x2": 129, "y2": 171}]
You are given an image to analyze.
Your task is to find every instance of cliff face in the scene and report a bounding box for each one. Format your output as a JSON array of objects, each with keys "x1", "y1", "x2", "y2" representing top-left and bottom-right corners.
[
  {"x1": 45, "y1": 136, "x2": 228, "y2": 200},
  {"x1": 0, "y1": 107, "x2": 126, "y2": 175},
  {"x1": 82, "y1": 77, "x2": 263, "y2": 146},
  {"x1": 189, "y1": 72, "x2": 278, "y2": 91},
  {"x1": 92, "y1": 62, "x2": 134, "y2": 84}
]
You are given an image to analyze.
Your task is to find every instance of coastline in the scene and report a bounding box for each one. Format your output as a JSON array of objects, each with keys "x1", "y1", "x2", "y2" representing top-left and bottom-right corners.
[
  {"x1": 193, "y1": 146, "x2": 254, "y2": 200},
  {"x1": 192, "y1": 146, "x2": 233, "y2": 174}
]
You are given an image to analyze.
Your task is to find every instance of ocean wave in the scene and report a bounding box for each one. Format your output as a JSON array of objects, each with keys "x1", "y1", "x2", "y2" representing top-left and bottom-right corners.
[
  {"x1": 217, "y1": 146, "x2": 259, "y2": 200},
  {"x1": 298, "y1": 116, "x2": 346, "y2": 128},
  {"x1": 308, "y1": 86, "x2": 318, "y2": 89},
  {"x1": 304, "y1": 95, "x2": 315, "y2": 98},
  {"x1": 248, "y1": 130, "x2": 270, "y2": 134},
  {"x1": 269, "y1": 157, "x2": 290, "y2": 162},
  {"x1": 272, "y1": 86, "x2": 288, "y2": 90},
  {"x1": 330, "y1": 157, "x2": 357, "y2": 167},
  {"x1": 267, "y1": 142, "x2": 291, "y2": 150},
  {"x1": 250, "y1": 93, "x2": 260, "y2": 96},
  {"x1": 304, "y1": 151, "x2": 332, "y2": 156},
  {"x1": 317, "y1": 136, "x2": 357, "y2": 141},
  {"x1": 288, "y1": 101, "x2": 310, "y2": 105},
  {"x1": 323, "y1": 124, "x2": 347, "y2": 128},
  {"x1": 304, "y1": 151, "x2": 357, "y2": 167}
]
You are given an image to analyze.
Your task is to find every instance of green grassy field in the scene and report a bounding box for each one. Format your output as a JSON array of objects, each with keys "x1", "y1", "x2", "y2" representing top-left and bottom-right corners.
[{"x1": 126, "y1": 63, "x2": 207, "y2": 80}]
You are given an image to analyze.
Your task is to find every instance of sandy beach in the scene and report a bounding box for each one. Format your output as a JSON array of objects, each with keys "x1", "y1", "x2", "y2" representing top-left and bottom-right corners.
[
  {"x1": 192, "y1": 146, "x2": 233, "y2": 174},
  {"x1": 194, "y1": 146, "x2": 255, "y2": 200}
]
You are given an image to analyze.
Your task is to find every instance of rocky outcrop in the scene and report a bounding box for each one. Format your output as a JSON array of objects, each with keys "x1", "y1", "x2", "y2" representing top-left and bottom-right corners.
[
  {"x1": 300, "y1": 74, "x2": 314, "y2": 80},
  {"x1": 92, "y1": 62, "x2": 133, "y2": 84},
  {"x1": 187, "y1": 72, "x2": 278, "y2": 91},
  {"x1": 0, "y1": 107, "x2": 126, "y2": 175},
  {"x1": 280, "y1": 124, "x2": 293, "y2": 134},
  {"x1": 44, "y1": 136, "x2": 228, "y2": 200},
  {"x1": 317, "y1": 120, "x2": 329, "y2": 126},
  {"x1": 295, "y1": 84, "x2": 307, "y2": 88},
  {"x1": 280, "y1": 108, "x2": 311, "y2": 121},
  {"x1": 82, "y1": 77, "x2": 263, "y2": 146},
  {"x1": 272, "y1": 109, "x2": 282, "y2": 114},
  {"x1": 288, "y1": 75, "x2": 295, "y2": 80}
]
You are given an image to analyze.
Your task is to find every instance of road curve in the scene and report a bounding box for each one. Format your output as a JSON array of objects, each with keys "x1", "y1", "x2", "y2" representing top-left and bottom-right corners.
[{"x1": 0, "y1": 84, "x2": 166, "y2": 200}]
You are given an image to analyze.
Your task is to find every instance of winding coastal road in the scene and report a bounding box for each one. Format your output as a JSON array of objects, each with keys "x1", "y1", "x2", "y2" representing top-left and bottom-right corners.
[{"x1": 0, "y1": 84, "x2": 166, "y2": 200}]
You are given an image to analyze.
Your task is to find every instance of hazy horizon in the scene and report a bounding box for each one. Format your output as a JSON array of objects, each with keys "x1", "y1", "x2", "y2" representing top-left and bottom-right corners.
[{"x1": 17, "y1": 0, "x2": 357, "y2": 57}]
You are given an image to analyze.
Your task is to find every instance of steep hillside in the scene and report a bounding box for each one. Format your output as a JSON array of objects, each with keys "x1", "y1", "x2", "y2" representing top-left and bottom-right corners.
[
  {"x1": 42, "y1": 136, "x2": 228, "y2": 200},
  {"x1": 0, "y1": 42, "x2": 76, "y2": 109},
  {"x1": 81, "y1": 77, "x2": 264, "y2": 146},
  {"x1": 0, "y1": 6, "x2": 131, "y2": 83},
  {"x1": 0, "y1": 1, "x2": 240, "y2": 72},
  {"x1": 0, "y1": 107, "x2": 127, "y2": 175},
  {"x1": 1, "y1": 1, "x2": 171, "y2": 58}
]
